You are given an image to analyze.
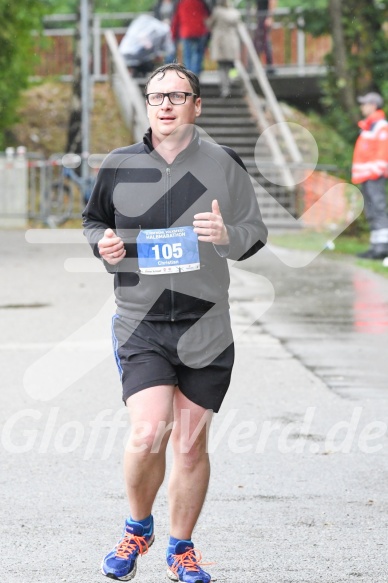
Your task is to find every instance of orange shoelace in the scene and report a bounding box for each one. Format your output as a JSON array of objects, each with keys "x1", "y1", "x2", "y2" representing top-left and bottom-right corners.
[
  {"x1": 115, "y1": 533, "x2": 151, "y2": 560},
  {"x1": 169, "y1": 548, "x2": 213, "y2": 575}
]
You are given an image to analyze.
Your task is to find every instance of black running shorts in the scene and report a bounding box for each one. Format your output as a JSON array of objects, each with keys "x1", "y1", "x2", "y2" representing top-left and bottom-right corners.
[{"x1": 111, "y1": 313, "x2": 234, "y2": 412}]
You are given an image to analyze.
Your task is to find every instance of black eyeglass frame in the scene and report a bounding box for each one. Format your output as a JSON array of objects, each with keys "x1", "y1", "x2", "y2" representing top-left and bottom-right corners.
[{"x1": 145, "y1": 91, "x2": 198, "y2": 106}]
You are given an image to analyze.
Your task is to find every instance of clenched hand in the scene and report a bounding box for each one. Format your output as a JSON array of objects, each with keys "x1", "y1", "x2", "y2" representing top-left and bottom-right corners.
[
  {"x1": 193, "y1": 199, "x2": 229, "y2": 246},
  {"x1": 98, "y1": 228, "x2": 126, "y2": 265}
]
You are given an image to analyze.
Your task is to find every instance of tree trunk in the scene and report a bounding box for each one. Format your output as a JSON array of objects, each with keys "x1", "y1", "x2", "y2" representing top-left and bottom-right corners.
[{"x1": 328, "y1": 0, "x2": 358, "y2": 123}]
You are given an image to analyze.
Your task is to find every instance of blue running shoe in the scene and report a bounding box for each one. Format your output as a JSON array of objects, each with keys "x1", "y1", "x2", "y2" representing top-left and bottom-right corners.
[
  {"x1": 166, "y1": 540, "x2": 212, "y2": 583},
  {"x1": 101, "y1": 517, "x2": 154, "y2": 581}
]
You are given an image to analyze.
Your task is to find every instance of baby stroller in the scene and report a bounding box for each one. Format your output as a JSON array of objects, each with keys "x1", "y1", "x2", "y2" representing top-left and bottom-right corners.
[{"x1": 119, "y1": 14, "x2": 175, "y2": 77}]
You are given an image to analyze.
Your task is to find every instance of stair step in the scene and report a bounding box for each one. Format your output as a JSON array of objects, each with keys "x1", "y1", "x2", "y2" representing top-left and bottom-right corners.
[
  {"x1": 203, "y1": 98, "x2": 247, "y2": 107},
  {"x1": 204, "y1": 136, "x2": 258, "y2": 146},
  {"x1": 200, "y1": 86, "x2": 244, "y2": 96},
  {"x1": 201, "y1": 92, "x2": 245, "y2": 100},
  {"x1": 200, "y1": 112, "x2": 252, "y2": 121},
  {"x1": 199, "y1": 117, "x2": 255, "y2": 126},
  {"x1": 228, "y1": 148, "x2": 258, "y2": 156},
  {"x1": 200, "y1": 126, "x2": 259, "y2": 136}
]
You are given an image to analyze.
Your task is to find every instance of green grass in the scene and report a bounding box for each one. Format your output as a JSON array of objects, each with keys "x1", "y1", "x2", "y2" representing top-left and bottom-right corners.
[{"x1": 269, "y1": 230, "x2": 388, "y2": 278}]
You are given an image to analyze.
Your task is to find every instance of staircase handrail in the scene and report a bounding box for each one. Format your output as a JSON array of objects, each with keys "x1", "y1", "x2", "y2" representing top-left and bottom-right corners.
[
  {"x1": 234, "y1": 59, "x2": 296, "y2": 189},
  {"x1": 237, "y1": 21, "x2": 303, "y2": 165},
  {"x1": 104, "y1": 30, "x2": 148, "y2": 143}
]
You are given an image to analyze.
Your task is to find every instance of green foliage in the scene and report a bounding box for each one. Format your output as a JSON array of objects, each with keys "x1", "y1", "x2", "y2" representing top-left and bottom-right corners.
[
  {"x1": 0, "y1": 0, "x2": 48, "y2": 149},
  {"x1": 295, "y1": 8, "x2": 329, "y2": 38},
  {"x1": 302, "y1": 110, "x2": 353, "y2": 174},
  {"x1": 282, "y1": 1, "x2": 388, "y2": 144},
  {"x1": 278, "y1": 0, "x2": 328, "y2": 9},
  {"x1": 46, "y1": 0, "x2": 78, "y2": 12},
  {"x1": 44, "y1": 0, "x2": 155, "y2": 13},
  {"x1": 95, "y1": 0, "x2": 155, "y2": 11},
  {"x1": 322, "y1": 1, "x2": 388, "y2": 141}
]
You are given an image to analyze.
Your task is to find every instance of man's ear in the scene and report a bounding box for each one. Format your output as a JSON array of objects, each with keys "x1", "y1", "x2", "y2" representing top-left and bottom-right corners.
[{"x1": 195, "y1": 97, "x2": 202, "y2": 117}]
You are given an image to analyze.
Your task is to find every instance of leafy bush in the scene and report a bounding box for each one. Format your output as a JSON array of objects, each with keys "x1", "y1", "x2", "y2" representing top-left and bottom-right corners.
[{"x1": 0, "y1": 1, "x2": 49, "y2": 148}]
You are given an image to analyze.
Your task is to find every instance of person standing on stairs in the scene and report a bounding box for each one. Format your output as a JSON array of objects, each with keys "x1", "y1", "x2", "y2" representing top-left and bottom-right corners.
[
  {"x1": 254, "y1": 0, "x2": 276, "y2": 74},
  {"x1": 170, "y1": 0, "x2": 211, "y2": 76},
  {"x1": 206, "y1": 0, "x2": 241, "y2": 98},
  {"x1": 352, "y1": 91, "x2": 388, "y2": 259}
]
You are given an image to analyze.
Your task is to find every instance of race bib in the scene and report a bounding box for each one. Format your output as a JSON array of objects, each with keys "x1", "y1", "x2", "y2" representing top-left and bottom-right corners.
[{"x1": 136, "y1": 226, "x2": 200, "y2": 274}]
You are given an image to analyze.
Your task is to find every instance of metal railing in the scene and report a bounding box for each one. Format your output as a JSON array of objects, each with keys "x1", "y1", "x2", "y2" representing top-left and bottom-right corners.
[
  {"x1": 104, "y1": 30, "x2": 148, "y2": 143},
  {"x1": 234, "y1": 20, "x2": 303, "y2": 211},
  {"x1": 33, "y1": 9, "x2": 331, "y2": 80},
  {"x1": 2, "y1": 153, "x2": 101, "y2": 227},
  {"x1": 27, "y1": 154, "x2": 87, "y2": 226},
  {"x1": 240, "y1": 6, "x2": 331, "y2": 71},
  {"x1": 237, "y1": 21, "x2": 302, "y2": 165}
]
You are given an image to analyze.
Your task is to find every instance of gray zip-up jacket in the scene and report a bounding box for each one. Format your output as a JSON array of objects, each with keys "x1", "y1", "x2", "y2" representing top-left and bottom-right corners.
[{"x1": 82, "y1": 128, "x2": 268, "y2": 321}]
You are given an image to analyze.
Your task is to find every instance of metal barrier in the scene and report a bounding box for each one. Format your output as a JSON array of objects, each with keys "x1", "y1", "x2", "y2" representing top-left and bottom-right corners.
[
  {"x1": 27, "y1": 154, "x2": 81, "y2": 226},
  {"x1": 0, "y1": 148, "x2": 342, "y2": 230},
  {"x1": 0, "y1": 152, "x2": 102, "y2": 227}
]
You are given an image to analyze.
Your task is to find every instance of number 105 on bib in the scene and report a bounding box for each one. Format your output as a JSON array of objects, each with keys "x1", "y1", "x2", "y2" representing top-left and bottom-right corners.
[{"x1": 137, "y1": 226, "x2": 200, "y2": 274}]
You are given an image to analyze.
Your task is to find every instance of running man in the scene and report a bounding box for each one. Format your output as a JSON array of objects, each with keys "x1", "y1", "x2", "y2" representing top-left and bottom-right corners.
[{"x1": 83, "y1": 63, "x2": 268, "y2": 582}]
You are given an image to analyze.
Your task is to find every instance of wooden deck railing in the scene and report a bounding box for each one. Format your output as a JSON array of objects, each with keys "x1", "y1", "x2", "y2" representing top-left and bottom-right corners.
[{"x1": 32, "y1": 10, "x2": 331, "y2": 80}]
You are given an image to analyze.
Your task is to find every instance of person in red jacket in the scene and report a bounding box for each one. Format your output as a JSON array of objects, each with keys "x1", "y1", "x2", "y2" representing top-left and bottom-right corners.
[
  {"x1": 171, "y1": 0, "x2": 210, "y2": 75},
  {"x1": 352, "y1": 92, "x2": 388, "y2": 259}
]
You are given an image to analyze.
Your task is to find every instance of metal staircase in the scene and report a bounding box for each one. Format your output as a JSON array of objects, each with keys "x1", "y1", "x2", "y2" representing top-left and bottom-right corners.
[
  {"x1": 198, "y1": 77, "x2": 299, "y2": 228},
  {"x1": 105, "y1": 26, "x2": 303, "y2": 228}
]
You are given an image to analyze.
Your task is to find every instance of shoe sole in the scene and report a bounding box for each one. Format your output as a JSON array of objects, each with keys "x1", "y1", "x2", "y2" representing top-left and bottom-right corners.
[
  {"x1": 166, "y1": 566, "x2": 216, "y2": 582},
  {"x1": 166, "y1": 567, "x2": 178, "y2": 581},
  {"x1": 102, "y1": 563, "x2": 137, "y2": 581},
  {"x1": 101, "y1": 535, "x2": 155, "y2": 581}
]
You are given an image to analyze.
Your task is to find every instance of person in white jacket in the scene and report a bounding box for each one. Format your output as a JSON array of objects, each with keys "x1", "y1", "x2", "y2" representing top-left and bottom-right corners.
[{"x1": 206, "y1": 0, "x2": 241, "y2": 97}]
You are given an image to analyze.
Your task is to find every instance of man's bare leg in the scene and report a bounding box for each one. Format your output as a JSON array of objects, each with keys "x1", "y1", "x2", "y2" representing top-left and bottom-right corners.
[
  {"x1": 168, "y1": 388, "x2": 213, "y2": 539},
  {"x1": 124, "y1": 384, "x2": 175, "y2": 520}
]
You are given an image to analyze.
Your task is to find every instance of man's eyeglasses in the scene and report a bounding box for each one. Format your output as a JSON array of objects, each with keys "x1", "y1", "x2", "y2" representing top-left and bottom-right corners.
[{"x1": 145, "y1": 92, "x2": 197, "y2": 106}]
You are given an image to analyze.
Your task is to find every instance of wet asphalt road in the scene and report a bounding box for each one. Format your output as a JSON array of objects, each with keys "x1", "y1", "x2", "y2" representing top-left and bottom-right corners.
[
  {"x1": 241, "y1": 244, "x2": 388, "y2": 400},
  {"x1": 1, "y1": 229, "x2": 388, "y2": 582}
]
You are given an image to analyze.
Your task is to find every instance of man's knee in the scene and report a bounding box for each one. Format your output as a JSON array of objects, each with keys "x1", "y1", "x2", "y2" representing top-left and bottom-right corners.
[
  {"x1": 126, "y1": 418, "x2": 174, "y2": 455},
  {"x1": 171, "y1": 411, "x2": 212, "y2": 463},
  {"x1": 172, "y1": 434, "x2": 209, "y2": 469}
]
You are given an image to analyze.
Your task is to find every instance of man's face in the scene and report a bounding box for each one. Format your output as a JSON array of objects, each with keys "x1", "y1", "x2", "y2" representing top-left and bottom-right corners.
[
  {"x1": 146, "y1": 70, "x2": 202, "y2": 146},
  {"x1": 360, "y1": 102, "x2": 378, "y2": 118}
]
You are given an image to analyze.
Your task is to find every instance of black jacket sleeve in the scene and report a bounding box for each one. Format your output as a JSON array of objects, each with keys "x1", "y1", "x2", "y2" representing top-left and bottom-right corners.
[
  {"x1": 220, "y1": 146, "x2": 268, "y2": 261},
  {"x1": 82, "y1": 160, "x2": 118, "y2": 273}
]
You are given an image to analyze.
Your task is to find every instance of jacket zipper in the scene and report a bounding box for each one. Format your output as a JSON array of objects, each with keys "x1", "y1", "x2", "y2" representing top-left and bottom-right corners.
[{"x1": 165, "y1": 167, "x2": 175, "y2": 321}]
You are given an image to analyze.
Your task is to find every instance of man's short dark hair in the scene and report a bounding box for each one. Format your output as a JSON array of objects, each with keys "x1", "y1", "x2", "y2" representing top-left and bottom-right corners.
[{"x1": 144, "y1": 63, "x2": 201, "y2": 98}]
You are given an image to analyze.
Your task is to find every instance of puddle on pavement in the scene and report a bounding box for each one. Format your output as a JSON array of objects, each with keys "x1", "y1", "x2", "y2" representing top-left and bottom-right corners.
[{"x1": 249, "y1": 251, "x2": 388, "y2": 399}]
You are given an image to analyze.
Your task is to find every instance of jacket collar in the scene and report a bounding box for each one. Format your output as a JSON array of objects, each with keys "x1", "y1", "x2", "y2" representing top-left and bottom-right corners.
[
  {"x1": 358, "y1": 109, "x2": 386, "y2": 131},
  {"x1": 143, "y1": 126, "x2": 200, "y2": 161}
]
